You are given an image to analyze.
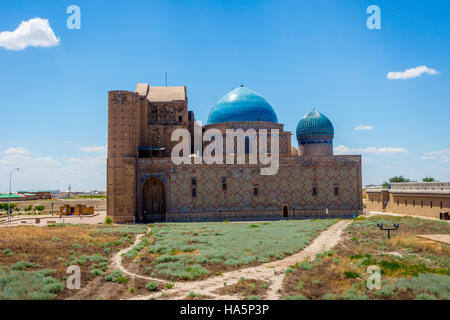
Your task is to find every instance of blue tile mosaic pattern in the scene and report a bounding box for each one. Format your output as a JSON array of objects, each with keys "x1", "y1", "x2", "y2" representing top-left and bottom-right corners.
[
  {"x1": 296, "y1": 109, "x2": 334, "y2": 143},
  {"x1": 207, "y1": 86, "x2": 278, "y2": 124}
]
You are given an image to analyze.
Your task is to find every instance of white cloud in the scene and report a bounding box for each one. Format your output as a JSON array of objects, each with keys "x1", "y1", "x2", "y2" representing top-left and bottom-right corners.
[
  {"x1": 0, "y1": 146, "x2": 105, "y2": 192},
  {"x1": 0, "y1": 147, "x2": 32, "y2": 166},
  {"x1": 387, "y1": 65, "x2": 439, "y2": 80},
  {"x1": 420, "y1": 149, "x2": 450, "y2": 163},
  {"x1": 66, "y1": 154, "x2": 106, "y2": 168},
  {"x1": 4, "y1": 147, "x2": 31, "y2": 155},
  {"x1": 355, "y1": 125, "x2": 373, "y2": 131},
  {"x1": 78, "y1": 145, "x2": 107, "y2": 154},
  {"x1": 334, "y1": 145, "x2": 408, "y2": 155},
  {"x1": 0, "y1": 18, "x2": 60, "y2": 50},
  {"x1": 334, "y1": 145, "x2": 352, "y2": 155}
]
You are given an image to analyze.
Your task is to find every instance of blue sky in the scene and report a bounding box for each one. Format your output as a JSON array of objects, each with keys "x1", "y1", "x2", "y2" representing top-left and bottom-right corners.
[{"x1": 0, "y1": 0, "x2": 449, "y2": 192}]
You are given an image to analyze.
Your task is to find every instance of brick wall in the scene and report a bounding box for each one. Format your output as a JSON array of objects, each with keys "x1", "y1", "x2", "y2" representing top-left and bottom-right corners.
[
  {"x1": 134, "y1": 155, "x2": 362, "y2": 222},
  {"x1": 366, "y1": 190, "x2": 450, "y2": 219}
]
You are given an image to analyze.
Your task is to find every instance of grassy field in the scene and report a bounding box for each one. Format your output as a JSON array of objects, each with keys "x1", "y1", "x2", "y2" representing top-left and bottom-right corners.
[
  {"x1": 123, "y1": 219, "x2": 337, "y2": 281},
  {"x1": 3, "y1": 215, "x2": 446, "y2": 300},
  {"x1": 0, "y1": 224, "x2": 147, "y2": 300},
  {"x1": 281, "y1": 215, "x2": 450, "y2": 300}
]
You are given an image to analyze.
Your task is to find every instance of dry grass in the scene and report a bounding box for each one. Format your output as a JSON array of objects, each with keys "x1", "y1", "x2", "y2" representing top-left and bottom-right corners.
[
  {"x1": 390, "y1": 236, "x2": 446, "y2": 255},
  {"x1": 67, "y1": 275, "x2": 158, "y2": 300},
  {"x1": 0, "y1": 224, "x2": 146, "y2": 299},
  {"x1": 282, "y1": 215, "x2": 450, "y2": 300},
  {"x1": 282, "y1": 257, "x2": 361, "y2": 299},
  {"x1": 214, "y1": 278, "x2": 270, "y2": 299}
]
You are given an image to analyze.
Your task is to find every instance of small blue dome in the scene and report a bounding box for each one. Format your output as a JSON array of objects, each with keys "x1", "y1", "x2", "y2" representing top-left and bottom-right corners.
[
  {"x1": 296, "y1": 109, "x2": 334, "y2": 143},
  {"x1": 207, "y1": 86, "x2": 278, "y2": 124}
]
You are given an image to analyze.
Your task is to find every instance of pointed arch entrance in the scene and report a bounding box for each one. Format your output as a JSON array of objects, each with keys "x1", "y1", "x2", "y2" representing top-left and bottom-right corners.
[{"x1": 142, "y1": 177, "x2": 166, "y2": 222}]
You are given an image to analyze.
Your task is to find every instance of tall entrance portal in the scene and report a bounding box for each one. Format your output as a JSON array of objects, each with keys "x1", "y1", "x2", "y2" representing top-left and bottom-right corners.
[{"x1": 142, "y1": 178, "x2": 166, "y2": 222}]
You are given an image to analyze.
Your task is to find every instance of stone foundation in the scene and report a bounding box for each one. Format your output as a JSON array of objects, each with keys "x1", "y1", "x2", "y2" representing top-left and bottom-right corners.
[
  {"x1": 111, "y1": 215, "x2": 136, "y2": 224},
  {"x1": 166, "y1": 209, "x2": 362, "y2": 222}
]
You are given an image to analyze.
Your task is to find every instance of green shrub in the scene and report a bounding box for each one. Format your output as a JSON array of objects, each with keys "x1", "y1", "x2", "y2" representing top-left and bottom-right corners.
[
  {"x1": 344, "y1": 271, "x2": 360, "y2": 279},
  {"x1": 44, "y1": 280, "x2": 64, "y2": 294},
  {"x1": 285, "y1": 267, "x2": 295, "y2": 274},
  {"x1": 24, "y1": 205, "x2": 32, "y2": 212},
  {"x1": 105, "y1": 270, "x2": 127, "y2": 284},
  {"x1": 248, "y1": 295, "x2": 262, "y2": 300},
  {"x1": 0, "y1": 268, "x2": 63, "y2": 300},
  {"x1": 34, "y1": 205, "x2": 45, "y2": 212},
  {"x1": 154, "y1": 262, "x2": 210, "y2": 280},
  {"x1": 165, "y1": 282, "x2": 174, "y2": 289},
  {"x1": 70, "y1": 254, "x2": 108, "y2": 266},
  {"x1": 339, "y1": 289, "x2": 368, "y2": 300},
  {"x1": 283, "y1": 295, "x2": 308, "y2": 300},
  {"x1": 187, "y1": 292, "x2": 200, "y2": 298},
  {"x1": 415, "y1": 293, "x2": 437, "y2": 300},
  {"x1": 3, "y1": 248, "x2": 13, "y2": 256},
  {"x1": 104, "y1": 217, "x2": 113, "y2": 225},
  {"x1": 393, "y1": 274, "x2": 450, "y2": 299},
  {"x1": 72, "y1": 243, "x2": 82, "y2": 249},
  {"x1": 300, "y1": 261, "x2": 313, "y2": 270},
  {"x1": 12, "y1": 261, "x2": 39, "y2": 271},
  {"x1": 90, "y1": 269, "x2": 104, "y2": 276},
  {"x1": 322, "y1": 293, "x2": 337, "y2": 300},
  {"x1": 145, "y1": 281, "x2": 159, "y2": 291},
  {"x1": 156, "y1": 254, "x2": 181, "y2": 263},
  {"x1": 94, "y1": 261, "x2": 109, "y2": 272}
]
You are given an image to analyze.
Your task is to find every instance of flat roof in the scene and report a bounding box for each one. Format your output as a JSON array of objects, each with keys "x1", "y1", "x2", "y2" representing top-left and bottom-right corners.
[{"x1": 0, "y1": 194, "x2": 26, "y2": 198}]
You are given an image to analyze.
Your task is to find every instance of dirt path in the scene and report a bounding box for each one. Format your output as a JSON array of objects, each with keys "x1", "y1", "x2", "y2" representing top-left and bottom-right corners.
[
  {"x1": 114, "y1": 220, "x2": 351, "y2": 300},
  {"x1": 111, "y1": 230, "x2": 160, "y2": 281}
]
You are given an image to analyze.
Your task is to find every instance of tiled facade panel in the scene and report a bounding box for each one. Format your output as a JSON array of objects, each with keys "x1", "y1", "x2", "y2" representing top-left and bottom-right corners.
[
  {"x1": 167, "y1": 161, "x2": 360, "y2": 214},
  {"x1": 133, "y1": 156, "x2": 362, "y2": 222},
  {"x1": 203, "y1": 122, "x2": 291, "y2": 155}
]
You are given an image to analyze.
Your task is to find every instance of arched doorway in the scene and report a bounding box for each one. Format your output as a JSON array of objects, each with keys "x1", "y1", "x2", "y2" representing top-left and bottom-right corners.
[{"x1": 142, "y1": 178, "x2": 166, "y2": 222}]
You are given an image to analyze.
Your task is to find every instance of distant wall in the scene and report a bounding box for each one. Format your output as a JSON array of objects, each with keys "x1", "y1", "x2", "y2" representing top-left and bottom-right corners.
[{"x1": 366, "y1": 188, "x2": 450, "y2": 219}]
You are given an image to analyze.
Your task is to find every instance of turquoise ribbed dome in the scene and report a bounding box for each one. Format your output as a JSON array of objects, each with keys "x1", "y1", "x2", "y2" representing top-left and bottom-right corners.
[
  {"x1": 207, "y1": 86, "x2": 278, "y2": 124},
  {"x1": 296, "y1": 109, "x2": 334, "y2": 143}
]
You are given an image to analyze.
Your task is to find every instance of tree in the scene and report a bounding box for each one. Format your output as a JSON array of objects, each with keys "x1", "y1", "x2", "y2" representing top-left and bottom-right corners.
[
  {"x1": 422, "y1": 177, "x2": 435, "y2": 182},
  {"x1": 382, "y1": 176, "x2": 411, "y2": 188},
  {"x1": 0, "y1": 203, "x2": 17, "y2": 212},
  {"x1": 389, "y1": 176, "x2": 411, "y2": 183}
]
